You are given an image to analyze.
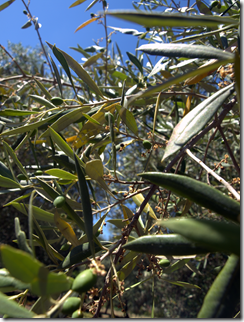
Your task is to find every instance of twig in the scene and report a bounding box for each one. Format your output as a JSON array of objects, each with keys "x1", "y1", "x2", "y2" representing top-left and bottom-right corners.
[
  {"x1": 198, "y1": 128, "x2": 218, "y2": 179},
  {"x1": 102, "y1": 2, "x2": 108, "y2": 86},
  {"x1": 217, "y1": 125, "x2": 240, "y2": 175},
  {"x1": 186, "y1": 149, "x2": 240, "y2": 201},
  {"x1": 21, "y1": 0, "x2": 55, "y2": 81},
  {"x1": 93, "y1": 184, "x2": 157, "y2": 317},
  {"x1": 92, "y1": 186, "x2": 151, "y2": 215}
]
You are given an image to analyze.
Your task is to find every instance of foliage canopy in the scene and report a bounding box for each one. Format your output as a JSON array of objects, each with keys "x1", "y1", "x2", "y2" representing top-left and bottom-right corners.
[{"x1": 0, "y1": 0, "x2": 240, "y2": 318}]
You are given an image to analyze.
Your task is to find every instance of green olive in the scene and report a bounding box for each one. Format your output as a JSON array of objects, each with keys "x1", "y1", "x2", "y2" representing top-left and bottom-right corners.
[
  {"x1": 34, "y1": 170, "x2": 43, "y2": 176},
  {"x1": 72, "y1": 269, "x2": 97, "y2": 294},
  {"x1": 72, "y1": 309, "x2": 83, "y2": 318},
  {"x1": 62, "y1": 297, "x2": 81, "y2": 315},
  {"x1": 51, "y1": 97, "x2": 64, "y2": 106},
  {"x1": 159, "y1": 259, "x2": 171, "y2": 267},
  {"x1": 17, "y1": 174, "x2": 27, "y2": 181},
  {"x1": 143, "y1": 140, "x2": 152, "y2": 150},
  {"x1": 53, "y1": 195, "x2": 66, "y2": 208}
]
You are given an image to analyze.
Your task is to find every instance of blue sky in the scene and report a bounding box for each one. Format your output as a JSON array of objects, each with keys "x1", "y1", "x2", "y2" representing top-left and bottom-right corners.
[
  {"x1": 0, "y1": 0, "x2": 147, "y2": 63},
  {"x1": 0, "y1": 0, "x2": 194, "y2": 64}
]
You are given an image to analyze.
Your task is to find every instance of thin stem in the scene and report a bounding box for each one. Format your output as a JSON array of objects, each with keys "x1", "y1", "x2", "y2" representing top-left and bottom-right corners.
[
  {"x1": 21, "y1": 0, "x2": 55, "y2": 81},
  {"x1": 186, "y1": 149, "x2": 240, "y2": 201},
  {"x1": 198, "y1": 128, "x2": 218, "y2": 180},
  {"x1": 217, "y1": 125, "x2": 240, "y2": 175},
  {"x1": 103, "y1": 2, "x2": 108, "y2": 86}
]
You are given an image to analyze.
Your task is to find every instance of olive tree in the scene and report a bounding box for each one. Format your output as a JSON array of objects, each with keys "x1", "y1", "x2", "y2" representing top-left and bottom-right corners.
[{"x1": 0, "y1": 0, "x2": 240, "y2": 318}]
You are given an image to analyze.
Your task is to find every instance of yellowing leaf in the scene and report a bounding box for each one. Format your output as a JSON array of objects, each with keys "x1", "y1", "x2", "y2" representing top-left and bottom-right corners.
[
  {"x1": 69, "y1": 0, "x2": 87, "y2": 8},
  {"x1": 54, "y1": 211, "x2": 80, "y2": 247},
  {"x1": 184, "y1": 59, "x2": 217, "y2": 85},
  {"x1": 119, "y1": 107, "x2": 138, "y2": 136},
  {"x1": 183, "y1": 93, "x2": 192, "y2": 117},
  {"x1": 75, "y1": 17, "x2": 100, "y2": 33},
  {"x1": 132, "y1": 193, "x2": 157, "y2": 220},
  {"x1": 85, "y1": 159, "x2": 117, "y2": 199},
  {"x1": 74, "y1": 103, "x2": 118, "y2": 148}
]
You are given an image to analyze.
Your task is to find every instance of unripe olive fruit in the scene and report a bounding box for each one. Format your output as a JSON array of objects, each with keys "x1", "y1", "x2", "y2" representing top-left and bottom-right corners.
[
  {"x1": 17, "y1": 174, "x2": 27, "y2": 181},
  {"x1": 51, "y1": 97, "x2": 64, "y2": 106},
  {"x1": 143, "y1": 140, "x2": 152, "y2": 150},
  {"x1": 62, "y1": 297, "x2": 81, "y2": 315},
  {"x1": 159, "y1": 259, "x2": 171, "y2": 267},
  {"x1": 104, "y1": 112, "x2": 114, "y2": 124},
  {"x1": 53, "y1": 195, "x2": 66, "y2": 208},
  {"x1": 72, "y1": 309, "x2": 83, "y2": 318},
  {"x1": 23, "y1": 10, "x2": 28, "y2": 15},
  {"x1": 34, "y1": 170, "x2": 43, "y2": 176},
  {"x1": 72, "y1": 269, "x2": 97, "y2": 294}
]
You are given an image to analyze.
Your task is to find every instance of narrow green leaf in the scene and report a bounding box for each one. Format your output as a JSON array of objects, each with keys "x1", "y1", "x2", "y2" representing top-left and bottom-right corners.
[
  {"x1": 74, "y1": 154, "x2": 95, "y2": 258},
  {"x1": 40, "y1": 107, "x2": 90, "y2": 138},
  {"x1": 139, "y1": 173, "x2": 240, "y2": 223},
  {"x1": 0, "y1": 291, "x2": 35, "y2": 318},
  {"x1": 0, "y1": 113, "x2": 59, "y2": 137},
  {"x1": 52, "y1": 45, "x2": 76, "y2": 94},
  {"x1": 46, "y1": 42, "x2": 104, "y2": 98},
  {"x1": 86, "y1": 0, "x2": 99, "y2": 11},
  {"x1": 196, "y1": 0, "x2": 212, "y2": 15},
  {"x1": 3, "y1": 141, "x2": 28, "y2": 177},
  {"x1": 49, "y1": 53, "x2": 63, "y2": 97},
  {"x1": 59, "y1": 242, "x2": 103, "y2": 269},
  {"x1": 0, "y1": 161, "x2": 14, "y2": 180},
  {"x1": 137, "y1": 43, "x2": 233, "y2": 60},
  {"x1": 0, "y1": 109, "x2": 39, "y2": 117},
  {"x1": 7, "y1": 202, "x2": 55, "y2": 223},
  {"x1": 0, "y1": 175, "x2": 21, "y2": 188},
  {"x1": 48, "y1": 127, "x2": 78, "y2": 162},
  {"x1": 162, "y1": 278, "x2": 201, "y2": 289},
  {"x1": 126, "y1": 52, "x2": 143, "y2": 73},
  {"x1": 106, "y1": 11, "x2": 239, "y2": 28},
  {"x1": 198, "y1": 254, "x2": 240, "y2": 318},
  {"x1": 83, "y1": 52, "x2": 103, "y2": 67},
  {"x1": 163, "y1": 258, "x2": 190, "y2": 274},
  {"x1": 123, "y1": 234, "x2": 213, "y2": 255},
  {"x1": 162, "y1": 83, "x2": 235, "y2": 161},
  {"x1": 160, "y1": 218, "x2": 240, "y2": 256},
  {"x1": 82, "y1": 112, "x2": 101, "y2": 125},
  {"x1": 78, "y1": 213, "x2": 107, "y2": 244},
  {"x1": 107, "y1": 219, "x2": 127, "y2": 229},
  {"x1": 0, "y1": 269, "x2": 30, "y2": 293},
  {"x1": 45, "y1": 169, "x2": 77, "y2": 180},
  {"x1": 126, "y1": 59, "x2": 233, "y2": 106},
  {"x1": 117, "y1": 254, "x2": 142, "y2": 280},
  {"x1": 29, "y1": 95, "x2": 57, "y2": 109},
  {"x1": 0, "y1": 0, "x2": 15, "y2": 12},
  {"x1": 34, "y1": 78, "x2": 52, "y2": 100},
  {"x1": 0, "y1": 244, "x2": 42, "y2": 283}
]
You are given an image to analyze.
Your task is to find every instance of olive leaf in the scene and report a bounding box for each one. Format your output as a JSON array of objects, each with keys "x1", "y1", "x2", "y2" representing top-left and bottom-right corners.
[
  {"x1": 139, "y1": 172, "x2": 240, "y2": 223},
  {"x1": 162, "y1": 83, "x2": 235, "y2": 161}
]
